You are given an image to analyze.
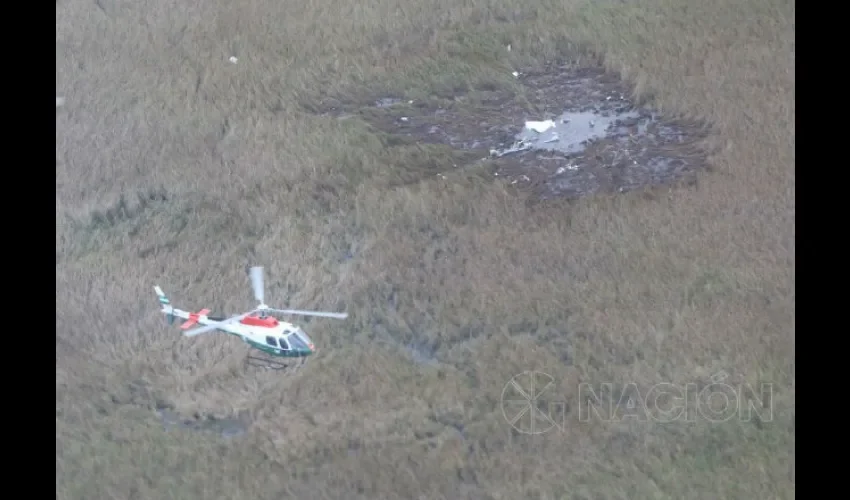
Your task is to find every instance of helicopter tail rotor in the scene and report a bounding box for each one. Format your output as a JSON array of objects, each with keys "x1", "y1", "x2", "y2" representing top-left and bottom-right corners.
[{"x1": 154, "y1": 286, "x2": 176, "y2": 325}]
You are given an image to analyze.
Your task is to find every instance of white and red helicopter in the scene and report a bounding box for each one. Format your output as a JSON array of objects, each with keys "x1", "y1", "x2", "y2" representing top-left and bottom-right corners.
[{"x1": 154, "y1": 267, "x2": 347, "y2": 368}]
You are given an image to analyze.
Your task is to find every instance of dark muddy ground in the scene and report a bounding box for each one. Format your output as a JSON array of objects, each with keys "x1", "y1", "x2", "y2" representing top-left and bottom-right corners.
[
  {"x1": 317, "y1": 65, "x2": 711, "y2": 199},
  {"x1": 88, "y1": 378, "x2": 252, "y2": 439},
  {"x1": 156, "y1": 404, "x2": 249, "y2": 439}
]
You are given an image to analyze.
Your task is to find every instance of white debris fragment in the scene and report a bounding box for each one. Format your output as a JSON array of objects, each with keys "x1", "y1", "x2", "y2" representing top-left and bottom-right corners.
[
  {"x1": 56, "y1": 96, "x2": 65, "y2": 108},
  {"x1": 525, "y1": 120, "x2": 556, "y2": 133},
  {"x1": 400, "y1": 117, "x2": 409, "y2": 122},
  {"x1": 543, "y1": 133, "x2": 559, "y2": 143},
  {"x1": 490, "y1": 140, "x2": 532, "y2": 158},
  {"x1": 229, "y1": 56, "x2": 238, "y2": 64},
  {"x1": 507, "y1": 44, "x2": 512, "y2": 52},
  {"x1": 512, "y1": 71, "x2": 519, "y2": 78}
]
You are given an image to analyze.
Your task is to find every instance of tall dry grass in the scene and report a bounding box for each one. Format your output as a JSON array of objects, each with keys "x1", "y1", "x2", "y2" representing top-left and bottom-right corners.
[{"x1": 57, "y1": 0, "x2": 794, "y2": 498}]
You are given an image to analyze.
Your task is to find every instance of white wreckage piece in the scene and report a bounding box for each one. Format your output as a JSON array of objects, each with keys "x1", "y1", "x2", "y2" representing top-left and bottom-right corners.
[
  {"x1": 524, "y1": 120, "x2": 556, "y2": 134},
  {"x1": 490, "y1": 140, "x2": 533, "y2": 158},
  {"x1": 489, "y1": 118, "x2": 567, "y2": 157}
]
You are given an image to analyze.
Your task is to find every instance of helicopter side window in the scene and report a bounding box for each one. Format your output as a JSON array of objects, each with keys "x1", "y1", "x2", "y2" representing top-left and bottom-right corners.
[
  {"x1": 278, "y1": 337, "x2": 290, "y2": 350},
  {"x1": 265, "y1": 336, "x2": 278, "y2": 348}
]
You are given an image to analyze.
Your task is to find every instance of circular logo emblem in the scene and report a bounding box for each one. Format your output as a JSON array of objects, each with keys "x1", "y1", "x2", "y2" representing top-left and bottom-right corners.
[{"x1": 501, "y1": 371, "x2": 558, "y2": 435}]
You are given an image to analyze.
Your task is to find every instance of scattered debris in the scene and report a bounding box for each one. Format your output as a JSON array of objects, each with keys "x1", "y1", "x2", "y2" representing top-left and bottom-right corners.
[
  {"x1": 316, "y1": 65, "x2": 709, "y2": 199},
  {"x1": 490, "y1": 140, "x2": 533, "y2": 158},
  {"x1": 376, "y1": 97, "x2": 403, "y2": 108},
  {"x1": 516, "y1": 111, "x2": 639, "y2": 155},
  {"x1": 229, "y1": 56, "x2": 238, "y2": 64}
]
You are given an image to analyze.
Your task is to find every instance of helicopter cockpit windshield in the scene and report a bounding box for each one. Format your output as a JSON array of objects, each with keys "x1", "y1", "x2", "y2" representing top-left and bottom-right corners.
[{"x1": 286, "y1": 328, "x2": 313, "y2": 351}]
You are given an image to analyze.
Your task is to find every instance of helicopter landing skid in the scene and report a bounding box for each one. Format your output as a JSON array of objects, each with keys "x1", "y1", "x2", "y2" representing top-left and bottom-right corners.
[{"x1": 244, "y1": 354, "x2": 307, "y2": 371}]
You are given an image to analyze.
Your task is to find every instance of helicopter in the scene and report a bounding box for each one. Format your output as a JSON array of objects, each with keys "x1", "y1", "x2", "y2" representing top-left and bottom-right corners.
[{"x1": 154, "y1": 266, "x2": 348, "y2": 369}]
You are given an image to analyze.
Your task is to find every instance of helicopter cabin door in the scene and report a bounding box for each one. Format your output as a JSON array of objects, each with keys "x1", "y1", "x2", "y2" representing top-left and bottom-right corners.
[
  {"x1": 277, "y1": 336, "x2": 291, "y2": 353},
  {"x1": 264, "y1": 336, "x2": 284, "y2": 355}
]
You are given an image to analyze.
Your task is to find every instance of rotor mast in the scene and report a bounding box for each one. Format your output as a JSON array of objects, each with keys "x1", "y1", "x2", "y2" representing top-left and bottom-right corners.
[{"x1": 249, "y1": 266, "x2": 348, "y2": 320}]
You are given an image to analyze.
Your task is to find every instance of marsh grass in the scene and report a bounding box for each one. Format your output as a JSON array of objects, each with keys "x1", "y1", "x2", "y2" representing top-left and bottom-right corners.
[{"x1": 57, "y1": 0, "x2": 794, "y2": 498}]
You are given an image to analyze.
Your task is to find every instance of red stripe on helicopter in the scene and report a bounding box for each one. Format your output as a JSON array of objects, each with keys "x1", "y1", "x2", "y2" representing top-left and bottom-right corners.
[
  {"x1": 240, "y1": 315, "x2": 279, "y2": 328},
  {"x1": 180, "y1": 308, "x2": 211, "y2": 329}
]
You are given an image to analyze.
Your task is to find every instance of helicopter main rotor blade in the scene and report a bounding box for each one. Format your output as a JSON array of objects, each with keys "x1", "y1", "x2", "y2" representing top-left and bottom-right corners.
[
  {"x1": 184, "y1": 310, "x2": 257, "y2": 337},
  {"x1": 268, "y1": 308, "x2": 348, "y2": 319},
  {"x1": 250, "y1": 266, "x2": 264, "y2": 305}
]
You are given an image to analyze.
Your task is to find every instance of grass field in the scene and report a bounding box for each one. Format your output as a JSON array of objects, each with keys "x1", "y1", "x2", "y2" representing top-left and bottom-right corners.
[{"x1": 56, "y1": 0, "x2": 795, "y2": 498}]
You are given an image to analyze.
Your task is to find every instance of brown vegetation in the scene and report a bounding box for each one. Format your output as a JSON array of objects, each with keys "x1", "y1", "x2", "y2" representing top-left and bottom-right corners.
[{"x1": 56, "y1": 0, "x2": 795, "y2": 498}]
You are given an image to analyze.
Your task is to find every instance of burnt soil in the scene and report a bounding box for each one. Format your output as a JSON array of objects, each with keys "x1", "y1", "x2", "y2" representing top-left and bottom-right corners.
[{"x1": 314, "y1": 65, "x2": 712, "y2": 199}]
